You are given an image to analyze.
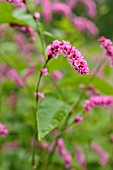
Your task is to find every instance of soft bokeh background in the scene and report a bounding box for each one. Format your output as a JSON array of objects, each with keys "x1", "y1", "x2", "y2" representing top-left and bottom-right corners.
[{"x1": 0, "y1": 0, "x2": 113, "y2": 170}]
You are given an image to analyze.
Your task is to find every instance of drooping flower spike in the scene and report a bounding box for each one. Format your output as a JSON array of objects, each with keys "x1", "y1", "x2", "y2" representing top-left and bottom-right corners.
[
  {"x1": 98, "y1": 36, "x2": 113, "y2": 66},
  {"x1": 83, "y1": 95, "x2": 113, "y2": 113},
  {"x1": 46, "y1": 40, "x2": 90, "y2": 75}
]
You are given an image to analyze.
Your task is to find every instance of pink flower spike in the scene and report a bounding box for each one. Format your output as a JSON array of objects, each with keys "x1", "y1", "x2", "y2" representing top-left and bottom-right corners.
[
  {"x1": 34, "y1": 92, "x2": 45, "y2": 99},
  {"x1": 74, "y1": 116, "x2": 83, "y2": 124},
  {"x1": 0, "y1": 123, "x2": 8, "y2": 136},
  {"x1": 34, "y1": 12, "x2": 40, "y2": 19},
  {"x1": 40, "y1": 68, "x2": 48, "y2": 75},
  {"x1": 46, "y1": 40, "x2": 89, "y2": 74}
]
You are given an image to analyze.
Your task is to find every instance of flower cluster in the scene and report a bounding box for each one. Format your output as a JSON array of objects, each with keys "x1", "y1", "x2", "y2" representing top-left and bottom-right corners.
[
  {"x1": 0, "y1": 123, "x2": 8, "y2": 136},
  {"x1": 46, "y1": 40, "x2": 89, "y2": 74},
  {"x1": 83, "y1": 95, "x2": 113, "y2": 113},
  {"x1": 56, "y1": 139, "x2": 72, "y2": 168},
  {"x1": 91, "y1": 143, "x2": 108, "y2": 166},
  {"x1": 98, "y1": 36, "x2": 113, "y2": 66},
  {"x1": 75, "y1": 146, "x2": 86, "y2": 170}
]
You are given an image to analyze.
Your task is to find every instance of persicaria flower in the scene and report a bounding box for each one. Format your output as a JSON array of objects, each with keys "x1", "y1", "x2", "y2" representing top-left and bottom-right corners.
[
  {"x1": 75, "y1": 146, "x2": 86, "y2": 170},
  {"x1": 46, "y1": 40, "x2": 89, "y2": 74},
  {"x1": 98, "y1": 36, "x2": 113, "y2": 66},
  {"x1": 0, "y1": 123, "x2": 8, "y2": 136},
  {"x1": 80, "y1": 0, "x2": 97, "y2": 18},
  {"x1": 34, "y1": 92, "x2": 45, "y2": 99},
  {"x1": 91, "y1": 143, "x2": 108, "y2": 166},
  {"x1": 74, "y1": 116, "x2": 83, "y2": 124},
  {"x1": 56, "y1": 139, "x2": 72, "y2": 168},
  {"x1": 40, "y1": 68, "x2": 48, "y2": 75},
  {"x1": 52, "y1": 70, "x2": 63, "y2": 81},
  {"x1": 83, "y1": 95, "x2": 113, "y2": 113},
  {"x1": 72, "y1": 17, "x2": 98, "y2": 36}
]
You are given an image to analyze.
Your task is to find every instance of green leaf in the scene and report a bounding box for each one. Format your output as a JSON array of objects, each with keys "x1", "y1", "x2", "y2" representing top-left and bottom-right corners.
[
  {"x1": 37, "y1": 96, "x2": 70, "y2": 140},
  {"x1": 0, "y1": 2, "x2": 37, "y2": 29}
]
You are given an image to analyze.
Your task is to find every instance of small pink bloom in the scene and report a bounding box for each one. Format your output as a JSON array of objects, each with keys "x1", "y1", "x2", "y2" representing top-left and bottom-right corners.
[
  {"x1": 52, "y1": 70, "x2": 63, "y2": 81},
  {"x1": 34, "y1": 12, "x2": 40, "y2": 19},
  {"x1": 74, "y1": 116, "x2": 83, "y2": 124},
  {"x1": 34, "y1": 92, "x2": 45, "y2": 99},
  {"x1": 0, "y1": 123, "x2": 8, "y2": 136},
  {"x1": 40, "y1": 68, "x2": 48, "y2": 75}
]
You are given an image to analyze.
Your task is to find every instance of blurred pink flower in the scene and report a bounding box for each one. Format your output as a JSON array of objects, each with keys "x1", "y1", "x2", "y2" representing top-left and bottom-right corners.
[
  {"x1": 41, "y1": 0, "x2": 52, "y2": 21},
  {"x1": 99, "y1": 36, "x2": 113, "y2": 66},
  {"x1": 7, "y1": 0, "x2": 26, "y2": 8},
  {"x1": 91, "y1": 143, "x2": 108, "y2": 166},
  {"x1": 83, "y1": 95, "x2": 113, "y2": 113},
  {"x1": 72, "y1": 16, "x2": 98, "y2": 36},
  {"x1": 0, "y1": 24, "x2": 7, "y2": 35},
  {"x1": 57, "y1": 138, "x2": 72, "y2": 168},
  {"x1": 52, "y1": 70, "x2": 63, "y2": 81},
  {"x1": 75, "y1": 146, "x2": 86, "y2": 170},
  {"x1": 51, "y1": 2, "x2": 72, "y2": 18},
  {"x1": 0, "y1": 123, "x2": 8, "y2": 136},
  {"x1": 80, "y1": 0, "x2": 97, "y2": 18},
  {"x1": 0, "y1": 64, "x2": 10, "y2": 80},
  {"x1": 23, "y1": 68, "x2": 35, "y2": 80},
  {"x1": 8, "y1": 69, "x2": 25, "y2": 88},
  {"x1": 67, "y1": 0, "x2": 77, "y2": 9}
]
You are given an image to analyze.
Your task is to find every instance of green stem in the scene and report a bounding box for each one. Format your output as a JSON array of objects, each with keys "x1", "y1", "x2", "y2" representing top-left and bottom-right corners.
[{"x1": 32, "y1": 58, "x2": 49, "y2": 170}]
